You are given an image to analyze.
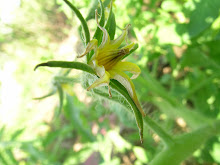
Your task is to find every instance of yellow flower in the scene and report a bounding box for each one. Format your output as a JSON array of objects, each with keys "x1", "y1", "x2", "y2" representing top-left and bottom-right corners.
[{"x1": 78, "y1": 10, "x2": 145, "y2": 117}]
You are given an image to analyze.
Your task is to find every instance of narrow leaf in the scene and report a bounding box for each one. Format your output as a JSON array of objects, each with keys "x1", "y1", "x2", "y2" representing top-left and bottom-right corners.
[
  {"x1": 63, "y1": 0, "x2": 90, "y2": 44},
  {"x1": 105, "y1": 1, "x2": 116, "y2": 40}
]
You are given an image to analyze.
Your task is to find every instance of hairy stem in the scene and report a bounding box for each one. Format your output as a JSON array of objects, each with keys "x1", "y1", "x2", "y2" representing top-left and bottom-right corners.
[{"x1": 143, "y1": 115, "x2": 174, "y2": 147}]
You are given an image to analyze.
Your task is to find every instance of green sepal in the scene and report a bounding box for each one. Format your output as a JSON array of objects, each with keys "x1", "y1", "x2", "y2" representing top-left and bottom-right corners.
[
  {"x1": 123, "y1": 43, "x2": 139, "y2": 59},
  {"x1": 34, "y1": 61, "x2": 95, "y2": 75},
  {"x1": 110, "y1": 79, "x2": 144, "y2": 143}
]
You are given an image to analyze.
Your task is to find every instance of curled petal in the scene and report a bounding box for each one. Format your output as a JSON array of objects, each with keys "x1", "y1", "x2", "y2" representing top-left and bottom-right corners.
[
  {"x1": 111, "y1": 61, "x2": 141, "y2": 79},
  {"x1": 109, "y1": 24, "x2": 131, "y2": 49},
  {"x1": 87, "y1": 71, "x2": 112, "y2": 97},
  {"x1": 78, "y1": 39, "x2": 98, "y2": 58},
  {"x1": 109, "y1": 70, "x2": 145, "y2": 116},
  {"x1": 92, "y1": 60, "x2": 105, "y2": 77}
]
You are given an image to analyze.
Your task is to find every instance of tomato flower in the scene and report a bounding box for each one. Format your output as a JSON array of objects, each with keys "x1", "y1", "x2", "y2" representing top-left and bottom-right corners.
[{"x1": 78, "y1": 10, "x2": 145, "y2": 117}]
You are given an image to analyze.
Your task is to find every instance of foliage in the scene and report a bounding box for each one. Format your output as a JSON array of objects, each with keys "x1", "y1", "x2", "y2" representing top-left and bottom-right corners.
[{"x1": 1, "y1": 0, "x2": 220, "y2": 164}]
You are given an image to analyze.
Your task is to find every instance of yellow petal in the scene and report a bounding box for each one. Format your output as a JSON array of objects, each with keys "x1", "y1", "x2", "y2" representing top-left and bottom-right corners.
[
  {"x1": 78, "y1": 39, "x2": 98, "y2": 58},
  {"x1": 87, "y1": 71, "x2": 112, "y2": 97},
  {"x1": 109, "y1": 24, "x2": 130, "y2": 49},
  {"x1": 109, "y1": 70, "x2": 145, "y2": 116},
  {"x1": 121, "y1": 42, "x2": 135, "y2": 51},
  {"x1": 91, "y1": 59, "x2": 105, "y2": 77},
  {"x1": 111, "y1": 61, "x2": 141, "y2": 79}
]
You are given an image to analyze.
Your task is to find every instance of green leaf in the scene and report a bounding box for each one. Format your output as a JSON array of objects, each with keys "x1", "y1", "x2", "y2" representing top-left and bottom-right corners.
[
  {"x1": 85, "y1": 0, "x2": 99, "y2": 21},
  {"x1": 93, "y1": 88, "x2": 127, "y2": 107},
  {"x1": 53, "y1": 76, "x2": 78, "y2": 84},
  {"x1": 133, "y1": 146, "x2": 149, "y2": 163},
  {"x1": 0, "y1": 153, "x2": 8, "y2": 165},
  {"x1": 10, "y1": 128, "x2": 24, "y2": 140},
  {"x1": 211, "y1": 142, "x2": 220, "y2": 163},
  {"x1": 161, "y1": 0, "x2": 182, "y2": 12},
  {"x1": 63, "y1": 0, "x2": 90, "y2": 44},
  {"x1": 105, "y1": 1, "x2": 116, "y2": 40},
  {"x1": 0, "y1": 126, "x2": 5, "y2": 141},
  {"x1": 206, "y1": 40, "x2": 220, "y2": 66},
  {"x1": 64, "y1": 94, "x2": 95, "y2": 142},
  {"x1": 34, "y1": 61, "x2": 95, "y2": 75},
  {"x1": 149, "y1": 120, "x2": 220, "y2": 165},
  {"x1": 189, "y1": 0, "x2": 220, "y2": 38},
  {"x1": 156, "y1": 24, "x2": 186, "y2": 45},
  {"x1": 180, "y1": 47, "x2": 220, "y2": 69},
  {"x1": 5, "y1": 149, "x2": 17, "y2": 165},
  {"x1": 93, "y1": 0, "x2": 105, "y2": 44}
]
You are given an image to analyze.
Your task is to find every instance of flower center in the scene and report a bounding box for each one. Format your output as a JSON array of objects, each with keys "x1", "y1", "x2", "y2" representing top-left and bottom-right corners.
[{"x1": 97, "y1": 48, "x2": 129, "y2": 70}]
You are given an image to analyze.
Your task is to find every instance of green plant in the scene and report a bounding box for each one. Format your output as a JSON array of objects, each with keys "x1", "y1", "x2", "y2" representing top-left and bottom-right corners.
[{"x1": 33, "y1": 0, "x2": 220, "y2": 164}]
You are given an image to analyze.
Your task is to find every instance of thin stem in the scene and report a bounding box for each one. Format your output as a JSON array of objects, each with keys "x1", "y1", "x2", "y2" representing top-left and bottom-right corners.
[{"x1": 143, "y1": 115, "x2": 174, "y2": 147}]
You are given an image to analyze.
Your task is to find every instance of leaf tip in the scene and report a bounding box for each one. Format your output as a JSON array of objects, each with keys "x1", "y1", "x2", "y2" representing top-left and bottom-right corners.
[{"x1": 34, "y1": 62, "x2": 49, "y2": 71}]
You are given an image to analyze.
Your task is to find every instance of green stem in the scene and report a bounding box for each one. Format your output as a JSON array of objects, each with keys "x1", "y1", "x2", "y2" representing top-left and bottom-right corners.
[
  {"x1": 63, "y1": 0, "x2": 90, "y2": 45},
  {"x1": 149, "y1": 120, "x2": 220, "y2": 165},
  {"x1": 143, "y1": 115, "x2": 174, "y2": 147}
]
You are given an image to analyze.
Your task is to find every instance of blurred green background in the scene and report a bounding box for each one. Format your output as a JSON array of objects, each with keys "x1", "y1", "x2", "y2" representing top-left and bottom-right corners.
[{"x1": 1, "y1": 0, "x2": 220, "y2": 164}]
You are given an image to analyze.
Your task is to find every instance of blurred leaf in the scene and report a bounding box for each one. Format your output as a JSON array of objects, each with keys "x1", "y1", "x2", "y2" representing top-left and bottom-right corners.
[
  {"x1": 21, "y1": 142, "x2": 46, "y2": 162},
  {"x1": 206, "y1": 40, "x2": 220, "y2": 66},
  {"x1": 99, "y1": 158, "x2": 120, "y2": 165},
  {"x1": 64, "y1": 94, "x2": 95, "y2": 142},
  {"x1": 189, "y1": 0, "x2": 220, "y2": 38},
  {"x1": 105, "y1": 1, "x2": 116, "y2": 40},
  {"x1": 156, "y1": 24, "x2": 187, "y2": 45},
  {"x1": 63, "y1": 147, "x2": 93, "y2": 165},
  {"x1": 133, "y1": 146, "x2": 149, "y2": 163},
  {"x1": 107, "y1": 130, "x2": 132, "y2": 153},
  {"x1": 5, "y1": 149, "x2": 17, "y2": 165},
  {"x1": 180, "y1": 47, "x2": 219, "y2": 69},
  {"x1": 0, "y1": 151, "x2": 10, "y2": 165},
  {"x1": 63, "y1": 0, "x2": 90, "y2": 44},
  {"x1": 161, "y1": 0, "x2": 182, "y2": 12},
  {"x1": 210, "y1": 141, "x2": 220, "y2": 163},
  {"x1": 0, "y1": 126, "x2": 6, "y2": 141},
  {"x1": 55, "y1": 83, "x2": 64, "y2": 118},
  {"x1": 33, "y1": 89, "x2": 57, "y2": 100},
  {"x1": 10, "y1": 128, "x2": 25, "y2": 140}
]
